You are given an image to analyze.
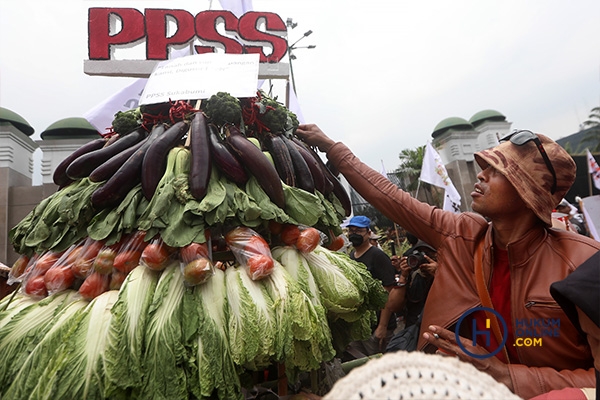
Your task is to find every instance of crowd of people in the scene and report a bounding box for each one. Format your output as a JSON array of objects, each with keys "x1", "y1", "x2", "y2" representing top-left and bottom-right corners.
[{"x1": 295, "y1": 124, "x2": 600, "y2": 400}]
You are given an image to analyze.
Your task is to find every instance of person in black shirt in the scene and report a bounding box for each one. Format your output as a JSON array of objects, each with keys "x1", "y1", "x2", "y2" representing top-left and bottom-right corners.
[{"x1": 345, "y1": 215, "x2": 398, "y2": 358}]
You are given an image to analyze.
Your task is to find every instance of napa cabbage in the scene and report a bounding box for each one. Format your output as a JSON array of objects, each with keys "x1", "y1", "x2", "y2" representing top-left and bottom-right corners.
[
  {"x1": 263, "y1": 258, "x2": 335, "y2": 376},
  {"x1": 4, "y1": 290, "x2": 118, "y2": 399},
  {"x1": 138, "y1": 262, "x2": 188, "y2": 400},
  {"x1": 104, "y1": 265, "x2": 160, "y2": 397},
  {"x1": 0, "y1": 290, "x2": 83, "y2": 394},
  {"x1": 183, "y1": 268, "x2": 243, "y2": 400},
  {"x1": 225, "y1": 265, "x2": 277, "y2": 370}
]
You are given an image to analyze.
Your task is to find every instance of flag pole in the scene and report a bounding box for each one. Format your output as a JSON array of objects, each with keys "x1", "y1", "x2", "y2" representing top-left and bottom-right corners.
[{"x1": 589, "y1": 166, "x2": 593, "y2": 197}]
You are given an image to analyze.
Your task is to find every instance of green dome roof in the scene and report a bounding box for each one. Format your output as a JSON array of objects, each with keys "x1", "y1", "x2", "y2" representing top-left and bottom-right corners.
[
  {"x1": 41, "y1": 117, "x2": 99, "y2": 139},
  {"x1": 469, "y1": 109, "x2": 506, "y2": 126},
  {"x1": 432, "y1": 117, "x2": 473, "y2": 137},
  {"x1": 0, "y1": 107, "x2": 34, "y2": 136}
]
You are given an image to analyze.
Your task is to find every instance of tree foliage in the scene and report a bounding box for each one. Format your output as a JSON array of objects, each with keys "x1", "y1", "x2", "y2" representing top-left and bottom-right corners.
[
  {"x1": 581, "y1": 106, "x2": 600, "y2": 152},
  {"x1": 392, "y1": 146, "x2": 425, "y2": 194}
]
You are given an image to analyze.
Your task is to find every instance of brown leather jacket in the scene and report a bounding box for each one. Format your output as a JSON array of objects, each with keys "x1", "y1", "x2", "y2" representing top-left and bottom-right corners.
[{"x1": 327, "y1": 142, "x2": 600, "y2": 399}]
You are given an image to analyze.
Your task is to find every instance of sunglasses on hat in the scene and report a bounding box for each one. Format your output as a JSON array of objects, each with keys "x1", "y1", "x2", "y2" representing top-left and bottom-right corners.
[{"x1": 499, "y1": 130, "x2": 557, "y2": 194}]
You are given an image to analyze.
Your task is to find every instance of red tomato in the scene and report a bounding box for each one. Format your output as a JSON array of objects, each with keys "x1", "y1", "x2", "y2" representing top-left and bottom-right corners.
[
  {"x1": 244, "y1": 235, "x2": 270, "y2": 255},
  {"x1": 247, "y1": 254, "x2": 274, "y2": 280},
  {"x1": 79, "y1": 239, "x2": 104, "y2": 261},
  {"x1": 93, "y1": 249, "x2": 116, "y2": 275},
  {"x1": 33, "y1": 252, "x2": 61, "y2": 274},
  {"x1": 10, "y1": 254, "x2": 30, "y2": 279},
  {"x1": 296, "y1": 227, "x2": 321, "y2": 253},
  {"x1": 109, "y1": 270, "x2": 127, "y2": 290},
  {"x1": 25, "y1": 275, "x2": 48, "y2": 298},
  {"x1": 326, "y1": 235, "x2": 345, "y2": 251},
  {"x1": 113, "y1": 250, "x2": 141, "y2": 274},
  {"x1": 268, "y1": 220, "x2": 283, "y2": 235},
  {"x1": 44, "y1": 265, "x2": 75, "y2": 293},
  {"x1": 280, "y1": 225, "x2": 300, "y2": 245},
  {"x1": 183, "y1": 257, "x2": 213, "y2": 286},
  {"x1": 180, "y1": 242, "x2": 209, "y2": 263},
  {"x1": 141, "y1": 243, "x2": 170, "y2": 271},
  {"x1": 120, "y1": 230, "x2": 147, "y2": 250},
  {"x1": 79, "y1": 272, "x2": 109, "y2": 300},
  {"x1": 72, "y1": 259, "x2": 93, "y2": 279},
  {"x1": 64, "y1": 246, "x2": 84, "y2": 265}
]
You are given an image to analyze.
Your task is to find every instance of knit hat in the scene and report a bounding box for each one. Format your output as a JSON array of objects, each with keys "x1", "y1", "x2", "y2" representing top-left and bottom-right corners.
[
  {"x1": 474, "y1": 132, "x2": 575, "y2": 226},
  {"x1": 323, "y1": 351, "x2": 522, "y2": 399}
]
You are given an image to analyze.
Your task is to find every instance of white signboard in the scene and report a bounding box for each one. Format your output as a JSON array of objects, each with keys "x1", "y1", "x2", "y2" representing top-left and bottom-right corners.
[{"x1": 139, "y1": 53, "x2": 259, "y2": 105}]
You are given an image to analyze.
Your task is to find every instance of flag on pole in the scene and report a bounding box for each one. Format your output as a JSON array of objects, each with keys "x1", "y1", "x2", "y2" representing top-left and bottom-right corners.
[
  {"x1": 380, "y1": 159, "x2": 387, "y2": 177},
  {"x1": 420, "y1": 141, "x2": 461, "y2": 213},
  {"x1": 84, "y1": 78, "x2": 148, "y2": 135},
  {"x1": 217, "y1": 0, "x2": 253, "y2": 17},
  {"x1": 586, "y1": 149, "x2": 600, "y2": 190}
]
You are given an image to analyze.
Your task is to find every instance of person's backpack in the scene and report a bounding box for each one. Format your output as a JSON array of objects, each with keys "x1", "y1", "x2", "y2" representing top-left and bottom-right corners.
[{"x1": 385, "y1": 314, "x2": 422, "y2": 353}]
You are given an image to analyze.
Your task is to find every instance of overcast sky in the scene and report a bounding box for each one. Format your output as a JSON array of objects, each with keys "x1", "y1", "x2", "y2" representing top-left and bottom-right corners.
[{"x1": 1, "y1": 0, "x2": 599, "y2": 178}]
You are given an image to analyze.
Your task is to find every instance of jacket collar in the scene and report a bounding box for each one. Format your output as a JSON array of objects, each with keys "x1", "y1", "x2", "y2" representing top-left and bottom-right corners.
[{"x1": 486, "y1": 223, "x2": 547, "y2": 269}]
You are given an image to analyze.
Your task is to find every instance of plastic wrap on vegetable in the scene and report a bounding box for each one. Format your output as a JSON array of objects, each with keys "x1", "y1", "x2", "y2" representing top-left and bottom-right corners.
[
  {"x1": 92, "y1": 244, "x2": 118, "y2": 275},
  {"x1": 224, "y1": 226, "x2": 275, "y2": 280},
  {"x1": 22, "y1": 250, "x2": 64, "y2": 299},
  {"x1": 279, "y1": 224, "x2": 323, "y2": 253},
  {"x1": 42, "y1": 242, "x2": 83, "y2": 295},
  {"x1": 180, "y1": 241, "x2": 214, "y2": 286},
  {"x1": 112, "y1": 230, "x2": 147, "y2": 274},
  {"x1": 7, "y1": 253, "x2": 34, "y2": 285},
  {"x1": 141, "y1": 235, "x2": 176, "y2": 271},
  {"x1": 295, "y1": 226, "x2": 323, "y2": 253},
  {"x1": 79, "y1": 271, "x2": 110, "y2": 300},
  {"x1": 72, "y1": 237, "x2": 105, "y2": 279}
]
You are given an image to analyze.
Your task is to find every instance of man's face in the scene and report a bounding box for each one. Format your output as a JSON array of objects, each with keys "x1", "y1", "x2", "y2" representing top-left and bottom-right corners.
[
  {"x1": 471, "y1": 165, "x2": 526, "y2": 219},
  {"x1": 348, "y1": 226, "x2": 369, "y2": 246}
]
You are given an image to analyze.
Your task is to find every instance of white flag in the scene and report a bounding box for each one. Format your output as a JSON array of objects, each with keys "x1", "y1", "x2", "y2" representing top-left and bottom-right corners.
[
  {"x1": 84, "y1": 78, "x2": 148, "y2": 135},
  {"x1": 420, "y1": 141, "x2": 461, "y2": 213},
  {"x1": 586, "y1": 149, "x2": 600, "y2": 190},
  {"x1": 380, "y1": 159, "x2": 387, "y2": 177},
  {"x1": 217, "y1": 0, "x2": 253, "y2": 18},
  {"x1": 83, "y1": 47, "x2": 192, "y2": 134}
]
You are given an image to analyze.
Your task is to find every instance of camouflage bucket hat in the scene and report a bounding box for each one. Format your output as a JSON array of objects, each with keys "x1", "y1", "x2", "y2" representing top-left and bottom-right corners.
[{"x1": 474, "y1": 130, "x2": 576, "y2": 226}]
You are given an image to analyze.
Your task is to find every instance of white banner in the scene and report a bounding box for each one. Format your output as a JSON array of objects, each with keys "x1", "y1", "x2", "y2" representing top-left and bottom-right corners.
[
  {"x1": 139, "y1": 53, "x2": 259, "y2": 106},
  {"x1": 580, "y1": 195, "x2": 600, "y2": 241},
  {"x1": 420, "y1": 141, "x2": 461, "y2": 213}
]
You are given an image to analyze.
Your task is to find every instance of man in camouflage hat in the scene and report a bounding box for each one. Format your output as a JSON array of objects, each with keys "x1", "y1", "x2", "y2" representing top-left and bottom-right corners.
[{"x1": 295, "y1": 125, "x2": 600, "y2": 399}]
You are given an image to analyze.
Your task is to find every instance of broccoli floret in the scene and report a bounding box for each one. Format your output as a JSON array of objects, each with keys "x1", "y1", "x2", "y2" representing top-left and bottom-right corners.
[
  {"x1": 203, "y1": 92, "x2": 242, "y2": 127},
  {"x1": 112, "y1": 108, "x2": 142, "y2": 135},
  {"x1": 253, "y1": 91, "x2": 299, "y2": 134}
]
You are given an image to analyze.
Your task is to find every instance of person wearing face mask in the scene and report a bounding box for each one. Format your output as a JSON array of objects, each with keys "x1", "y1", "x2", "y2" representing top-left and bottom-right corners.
[
  {"x1": 344, "y1": 215, "x2": 400, "y2": 359},
  {"x1": 295, "y1": 124, "x2": 600, "y2": 399}
]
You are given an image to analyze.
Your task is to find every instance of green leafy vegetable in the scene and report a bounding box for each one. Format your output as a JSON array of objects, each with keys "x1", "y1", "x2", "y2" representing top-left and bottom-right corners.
[
  {"x1": 104, "y1": 265, "x2": 160, "y2": 397},
  {"x1": 183, "y1": 268, "x2": 243, "y2": 400},
  {"x1": 139, "y1": 262, "x2": 188, "y2": 400},
  {"x1": 225, "y1": 266, "x2": 277, "y2": 370},
  {"x1": 4, "y1": 290, "x2": 116, "y2": 399},
  {"x1": 0, "y1": 290, "x2": 82, "y2": 392}
]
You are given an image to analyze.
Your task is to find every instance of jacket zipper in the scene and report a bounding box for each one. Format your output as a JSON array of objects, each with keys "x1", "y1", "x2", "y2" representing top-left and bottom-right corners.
[{"x1": 524, "y1": 300, "x2": 561, "y2": 309}]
